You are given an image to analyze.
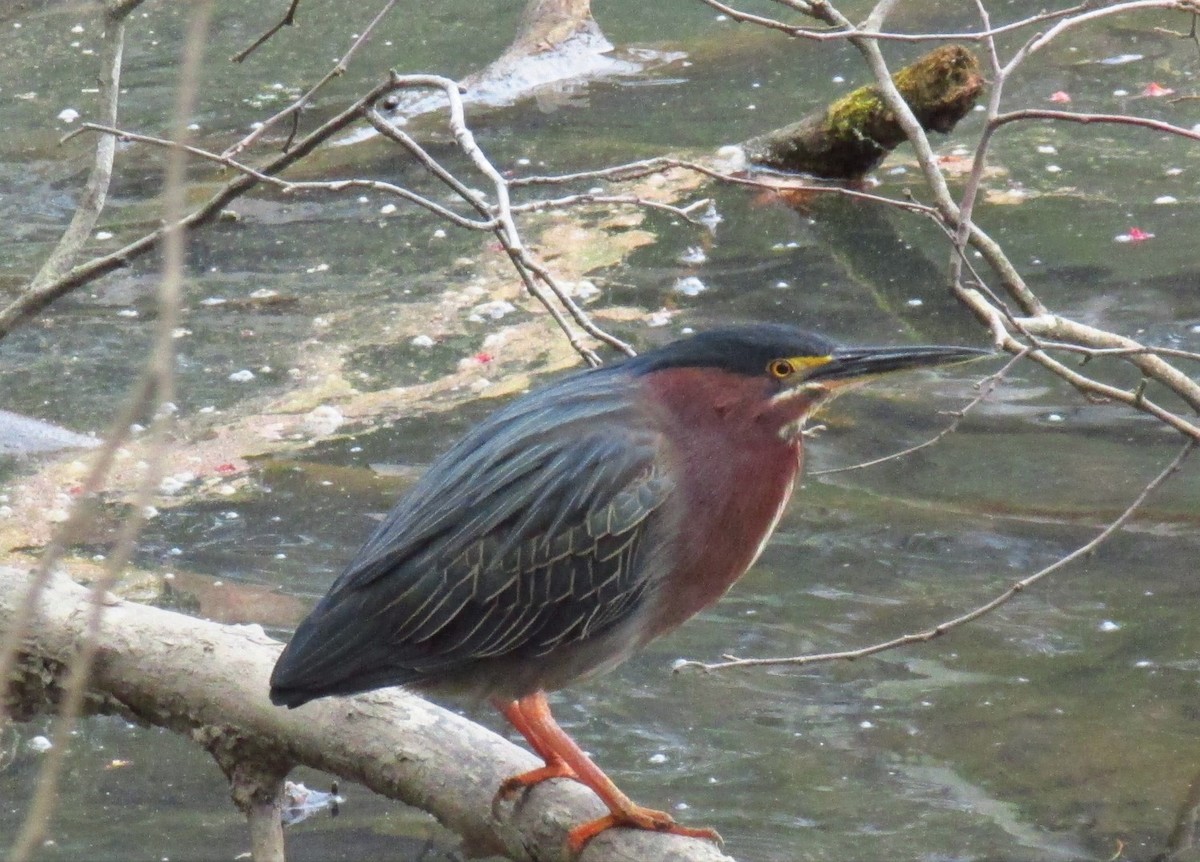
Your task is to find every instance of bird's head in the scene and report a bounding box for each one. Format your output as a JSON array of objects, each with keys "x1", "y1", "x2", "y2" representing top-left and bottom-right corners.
[{"x1": 629, "y1": 323, "x2": 991, "y2": 438}]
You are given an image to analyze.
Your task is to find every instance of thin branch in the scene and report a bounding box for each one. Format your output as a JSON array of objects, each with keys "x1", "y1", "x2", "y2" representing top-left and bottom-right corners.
[
  {"x1": 511, "y1": 157, "x2": 944, "y2": 218},
  {"x1": 783, "y1": 0, "x2": 1200, "y2": 428},
  {"x1": 678, "y1": 438, "x2": 1196, "y2": 673},
  {"x1": 695, "y1": 0, "x2": 1091, "y2": 42},
  {"x1": 862, "y1": 0, "x2": 900, "y2": 32},
  {"x1": 231, "y1": 0, "x2": 301, "y2": 63},
  {"x1": 1035, "y1": 342, "x2": 1200, "y2": 363},
  {"x1": 992, "y1": 108, "x2": 1200, "y2": 142},
  {"x1": 949, "y1": 0, "x2": 1005, "y2": 293},
  {"x1": 224, "y1": 0, "x2": 399, "y2": 157},
  {"x1": 421, "y1": 76, "x2": 630, "y2": 361},
  {"x1": 0, "y1": 76, "x2": 401, "y2": 340},
  {"x1": 947, "y1": 268, "x2": 1200, "y2": 440},
  {"x1": 70, "y1": 122, "x2": 497, "y2": 230},
  {"x1": 365, "y1": 80, "x2": 636, "y2": 362},
  {"x1": 1015, "y1": 315, "x2": 1200, "y2": 414},
  {"x1": 809, "y1": 350, "x2": 1026, "y2": 476},
  {"x1": 508, "y1": 193, "x2": 714, "y2": 223},
  {"x1": 1021, "y1": 0, "x2": 1200, "y2": 60},
  {"x1": 1154, "y1": 9, "x2": 1200, "y2": 59},
  {"x1": 365, "y1": 106, "x2": 606, "y2": 364}
]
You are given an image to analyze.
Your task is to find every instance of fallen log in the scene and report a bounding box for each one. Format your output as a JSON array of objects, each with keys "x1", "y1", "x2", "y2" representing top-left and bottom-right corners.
[
  {"x1": 0, "y1": 566, "x2": 736, "y2": 862},
  {"x1": 740, "y1": 44, "x2": 983, "y2": 179}
]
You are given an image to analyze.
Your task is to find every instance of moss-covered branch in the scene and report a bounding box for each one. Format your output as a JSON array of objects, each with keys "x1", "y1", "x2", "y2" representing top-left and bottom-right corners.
[{"x1": 741, "y1": 45, "x2": 983, "y2": 179}]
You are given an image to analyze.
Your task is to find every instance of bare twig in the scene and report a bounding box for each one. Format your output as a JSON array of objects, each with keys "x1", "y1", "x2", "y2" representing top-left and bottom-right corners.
[
  {"x1": 810, "y1": 350, "x2": 1025, "y2": 476},
  {"x1": 365, "y1": 77, "x2": 636, "y2": 362},
  {"x1": 231, "y1": 0, "x2": 301, "y2": 62},
  {"x1": 1015, "y1": 315, "x2": 1200, "y2": 414},
  {"x1": 949, "y1": 0, "x2": 1006, "y2": 299},
  {"x1": 695, "y1": 0, "x2": 1091, "y2": 42},
  {"x1": 1021, "y1": 0, "x2": 1200, "y2": 60},
  {"x1": 509, "y1": 193, "x2": 715, "y2": 223},
  {"x1": 1156, "y1": 9, "x2": 1200, "y2": 59},
  {"x1": 73, "y1": 123, "x2": 722, "y2": 229},
  {"x1": 951, "y1": 274, "x2": 1200, "y2": 441},
  {"x1": 512, "y1": 157, "x2": 945, "y2": 218},
  {"x1": 767, "y1": 0, "x2": 1200, "y2": 431},
  {"x1": 992, "y1": 109, "x2": 1200, "y2": 142},
  {"x1": 678, "y1": 438, "x2": 1196, "y2": 673},
  {"x1": 0, "y1": 76, "x2": 400, "y2": 340},
  {"x1": 1035, "y1": 342, "x2": 1200, "y2": 364},
  {"x1": 70, "y1": 122, "x2": 497, "y2": 230},
  {"x1": 224, "y1": 0, "x2": 399, "y2": 156}
]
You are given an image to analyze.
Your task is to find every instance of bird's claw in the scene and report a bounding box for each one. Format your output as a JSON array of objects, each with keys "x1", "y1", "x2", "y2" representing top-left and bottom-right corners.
[
  {"x1": 492, "y1": 759, "x2": 579, "y2": 818},
  {"x1": 567, "y1": 807, "x2": 723, "y2": 854}
]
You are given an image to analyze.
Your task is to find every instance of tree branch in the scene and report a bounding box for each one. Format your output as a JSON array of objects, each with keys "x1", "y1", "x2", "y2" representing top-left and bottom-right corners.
[
  {"x1": 0, "y1": 568, "x2": 736, "y2": 862},
  {"x1": 0, "y1": 75, "x2": 400, "y2": 341},
  {"x1": 225, "y1": 0, "x2": 399, "y2": 155},
  {"x1": 231, "y1": 0, "x2": 302, "y2": 63},
  {"x1": 992, "y1": 108, "x2": 1200, "y2": 142},
  {"x1": 809, "y1": 350, "x2": 1025, "y2": 476}
]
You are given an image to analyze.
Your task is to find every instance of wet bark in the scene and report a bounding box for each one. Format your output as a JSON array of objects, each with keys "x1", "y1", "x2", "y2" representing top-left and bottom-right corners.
[
  {"x1": 0, "y1": 567, "x2": 735, "y2": 862},
  {"x1": 741, "y1": 45, "x2": 984, "y2": 179}
]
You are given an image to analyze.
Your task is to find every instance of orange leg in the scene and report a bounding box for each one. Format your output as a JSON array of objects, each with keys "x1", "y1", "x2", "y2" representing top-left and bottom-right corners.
[
  {"x1": 492, "y1": 696, "x2": 579, "y2": 806},
  {"x1": 497, "y1": 690, "x2": 723, "y2": 854}
]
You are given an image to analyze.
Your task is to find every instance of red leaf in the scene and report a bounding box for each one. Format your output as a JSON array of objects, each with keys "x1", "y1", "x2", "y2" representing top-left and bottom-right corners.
[
  {"x1": 1115, "y1": 227, "x2": 1155, "y2": 243},
  {"x1": 1049, "y1": 91, "x2": 1072, "y2": 103}
]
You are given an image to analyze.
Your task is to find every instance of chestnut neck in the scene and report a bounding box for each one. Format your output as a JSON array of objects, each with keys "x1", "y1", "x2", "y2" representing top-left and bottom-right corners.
[{"x1": 636, "y1": 367, "x2": 816, "y2": 638}]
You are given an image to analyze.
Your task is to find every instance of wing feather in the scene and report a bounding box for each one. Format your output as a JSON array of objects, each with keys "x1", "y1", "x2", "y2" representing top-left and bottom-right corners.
[{"x1": 269, "y1": 367, "x2": 676, "y2": 704}]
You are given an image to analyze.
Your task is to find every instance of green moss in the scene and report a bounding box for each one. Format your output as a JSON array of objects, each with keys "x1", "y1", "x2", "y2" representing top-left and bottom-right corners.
[{"x1": 744, "y1": 45, "x2": 983, "y2": 178}]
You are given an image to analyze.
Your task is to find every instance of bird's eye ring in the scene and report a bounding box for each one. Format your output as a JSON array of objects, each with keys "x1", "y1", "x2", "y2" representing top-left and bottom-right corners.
[{"x1": 768, "y1": 359, "x2": 795, "y2": 379}]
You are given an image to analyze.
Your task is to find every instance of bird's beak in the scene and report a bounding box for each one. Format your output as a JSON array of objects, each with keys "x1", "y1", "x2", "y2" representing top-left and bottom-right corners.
[{"x1": 802, "y1": 344, "x2": 992, "y2": 386}]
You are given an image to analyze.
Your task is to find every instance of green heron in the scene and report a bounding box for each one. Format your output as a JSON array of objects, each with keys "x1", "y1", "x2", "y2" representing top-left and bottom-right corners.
[{"x1": 270, "y1": 323, "x2": 986, "y2": 852}]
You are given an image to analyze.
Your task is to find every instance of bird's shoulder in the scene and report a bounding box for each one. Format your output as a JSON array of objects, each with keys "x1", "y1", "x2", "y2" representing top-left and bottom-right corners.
[{"x1": 331, "y1": 366, "x2": 672, "y2": 596}]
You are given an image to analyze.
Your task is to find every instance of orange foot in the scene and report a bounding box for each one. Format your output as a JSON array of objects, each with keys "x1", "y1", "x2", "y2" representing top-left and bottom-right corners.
[
  {"x1": 492, "y1": 755, "x2": 579, "y2": 816},
  {"x1": 568, "y1": 805, "x2": 723, "y2": 854}
]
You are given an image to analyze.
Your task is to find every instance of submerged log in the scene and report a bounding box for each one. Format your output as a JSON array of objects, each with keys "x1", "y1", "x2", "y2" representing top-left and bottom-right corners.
[
  {"x1": 741, "y1": 45, "x2": 983, "y2": 179},
  {"x1": 0, "y1": 567, "x2": 735, "y2": 862}
]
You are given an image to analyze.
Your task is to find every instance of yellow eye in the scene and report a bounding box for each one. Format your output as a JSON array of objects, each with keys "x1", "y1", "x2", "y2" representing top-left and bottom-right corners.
[{"x1": 768, "y1": 358, "x2": 794, "y2": 379}]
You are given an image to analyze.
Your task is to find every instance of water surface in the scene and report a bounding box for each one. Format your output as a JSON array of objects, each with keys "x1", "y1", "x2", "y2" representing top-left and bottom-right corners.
[{"x1": 2, "y1": 1, "x2": 1199, "y2": 860}]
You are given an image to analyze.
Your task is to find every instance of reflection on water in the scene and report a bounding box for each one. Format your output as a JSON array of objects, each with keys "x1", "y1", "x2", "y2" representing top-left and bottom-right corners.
[{"x1": 2, "y1": 1, "x2": 1200, "y2": 860}]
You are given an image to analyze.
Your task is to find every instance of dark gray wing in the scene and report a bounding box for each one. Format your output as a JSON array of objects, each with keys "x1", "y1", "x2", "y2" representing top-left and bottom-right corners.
[{"x1": 269, "y1": 367, "x2": 675, "y2": 705}]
